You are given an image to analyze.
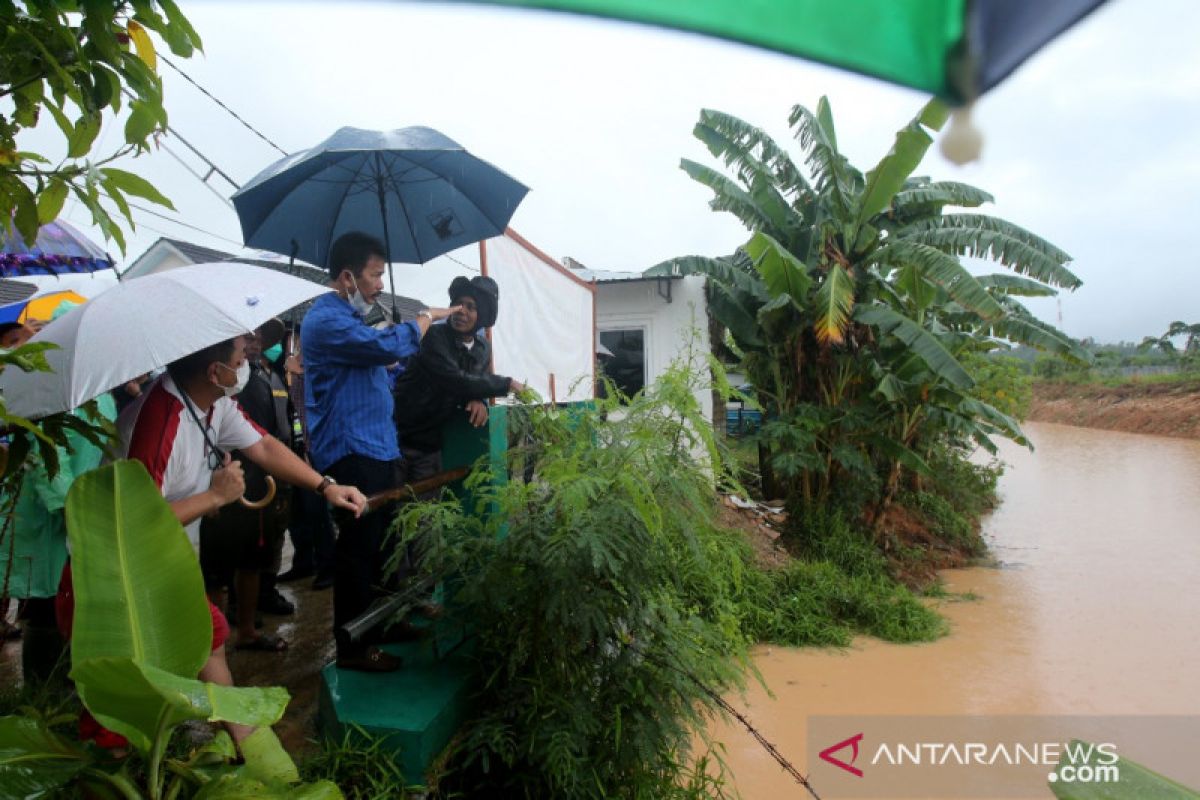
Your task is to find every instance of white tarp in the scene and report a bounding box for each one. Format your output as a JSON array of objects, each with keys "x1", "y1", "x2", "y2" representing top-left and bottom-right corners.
[{"x1": 485, "y1": 233, "x2": 595, "y2": 403}]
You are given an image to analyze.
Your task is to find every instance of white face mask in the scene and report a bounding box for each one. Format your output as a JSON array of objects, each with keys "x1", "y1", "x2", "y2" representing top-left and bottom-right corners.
[
  {"x1": 345, "y1": 274, "x2": 375, "y2": 316},
  {"x1": 216, "y1": 361, "x2": 251, "y2": 397}
]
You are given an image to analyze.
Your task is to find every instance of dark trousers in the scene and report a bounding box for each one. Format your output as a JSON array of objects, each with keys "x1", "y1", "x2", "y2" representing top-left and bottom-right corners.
[
  {"x1": 287, "y1": 486, "x2": 335, "y2": 575},
  {"x1": 326, "y1": 454, "x2": 400, "y2": 655}
]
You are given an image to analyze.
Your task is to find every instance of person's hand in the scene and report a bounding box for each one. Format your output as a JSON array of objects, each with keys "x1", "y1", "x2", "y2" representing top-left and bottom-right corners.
[
  {"x1": 324, "y1": 483, "x2": 368, "y2": 518},
  {"x1": 425, "y1": 305, "x2": 460, "y2": 322},
  {"x1": 285, "y1": 354, "x2": 303, "y2": 375},
  {"x1": 209, "y1": 454, "x2": 245, "y2": 506},
  {"x1": 508, "y1": 379, "x2": 526, "y2": 395},
  {"x1": 465, "y1": 399, "x2": 489, "y2": 427},
  {"x1": 123, "y1": 379, "x2": 143, "y2": 398}
]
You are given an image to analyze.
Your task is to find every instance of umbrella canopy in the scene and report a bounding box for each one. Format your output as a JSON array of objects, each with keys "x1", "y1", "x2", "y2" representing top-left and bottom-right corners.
[
  {"x1": 231, "y1": 126, "x2": 529, "y2": 312},
  {"x1": 464, "y1": 0, "x2": 1107, "y2": 103},
  {"x1": 0, "y1": 263, "x2": 327, "y2": 419},
  {"x1": 1, "y1": 219, "x2": 114, "y2": 277},
  {"x1": 1, "y1": 289, "x2": 90, "y2": 325}
]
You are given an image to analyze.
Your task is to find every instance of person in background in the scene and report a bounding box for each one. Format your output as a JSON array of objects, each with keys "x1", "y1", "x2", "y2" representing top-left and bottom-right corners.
[
  {"x1": 198, "y1": 320, "x2": 294, "y2": 652},
  {"x1": 113, "y1": 373, "x2": 151, "y2": 414},
  {"x1": 276, "y1": 327, "x2": 337, "y2": 590},
  {"x1": 302, "y1": 231, "x2": 457, "y2": 672},
  {"x1": 392, "y1": 277, "x2": 523, "y2": 616},
  {"x1": 0, "y1": 319, "x2": 44, "y2": 350},
  {"x1": 59, "y1": 335, "x2": 369, "y2": 744},
  {"x1": 0, "y1": 318, "x2": 43, "y2": 641},
  {"x1": 393, "y1": 276, "x2": 524, "y2": 480},
  {"x1": 0, "y1": 304, "x2": 114, "y2": 681}
]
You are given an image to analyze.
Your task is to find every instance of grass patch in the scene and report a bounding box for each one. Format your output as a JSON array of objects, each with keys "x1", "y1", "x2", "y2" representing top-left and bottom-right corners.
[
  {"x1": 299, "y1": 726, "x2": 412, "y2": 800},
  {"x1": 738, "y1": 561, "x2": 947, "y2": 647},
  {"x1": 735, "y1": 509, "x2": 947, "y2": 647}
]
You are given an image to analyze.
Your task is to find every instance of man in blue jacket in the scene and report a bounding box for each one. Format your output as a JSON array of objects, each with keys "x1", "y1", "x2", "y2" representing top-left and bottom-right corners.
[{"x1": 303, "y1": 231, "x2": 457, "y2": 671}]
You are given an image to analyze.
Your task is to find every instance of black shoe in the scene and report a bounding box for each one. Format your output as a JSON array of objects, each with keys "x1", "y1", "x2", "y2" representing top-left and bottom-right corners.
[
  {"x1": 259, "y1": 588, "x2": 295, "y2": 616},
  {"x1": 311, "y1": 571, "x2": 335, "y2": 591},
  {"x1": 277, "y1": 566, "x2": 314, "y2": 583}
]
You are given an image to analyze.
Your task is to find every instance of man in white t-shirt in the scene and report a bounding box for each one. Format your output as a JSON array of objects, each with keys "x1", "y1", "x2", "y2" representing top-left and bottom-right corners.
[{"x1": 112, "y1": 335, "x2": 368, "y2": 743}]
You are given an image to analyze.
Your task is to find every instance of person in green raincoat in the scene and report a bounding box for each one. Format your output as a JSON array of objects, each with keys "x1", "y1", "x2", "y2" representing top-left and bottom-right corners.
[{"x1": 0, "y1": 301, "x2": 116, "y2": 682}]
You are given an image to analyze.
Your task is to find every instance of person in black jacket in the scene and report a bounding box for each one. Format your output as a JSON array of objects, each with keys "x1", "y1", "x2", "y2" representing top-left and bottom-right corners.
[
  {"x1": 392, "y1": 277, "x2": 524, "y2": 613},
  {"x1": 393, "y1": 276, "x2": 524, "y2": 482}
]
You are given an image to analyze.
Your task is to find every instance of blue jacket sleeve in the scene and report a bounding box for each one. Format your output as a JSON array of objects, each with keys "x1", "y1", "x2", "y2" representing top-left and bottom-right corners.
[{"x1": 308, "y1": 310, "x2": 423, "y2": 367}]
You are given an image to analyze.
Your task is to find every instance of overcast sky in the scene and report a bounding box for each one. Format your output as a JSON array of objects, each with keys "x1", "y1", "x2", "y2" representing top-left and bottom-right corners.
[{"x1": 37, "y1": 0, "x2": 1200, "y2": 343}]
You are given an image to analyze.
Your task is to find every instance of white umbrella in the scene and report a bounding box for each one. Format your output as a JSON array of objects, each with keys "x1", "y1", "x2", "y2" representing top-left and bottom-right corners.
[{"x1": 0, "y1": 263, "x2": 329, "y2": 419}]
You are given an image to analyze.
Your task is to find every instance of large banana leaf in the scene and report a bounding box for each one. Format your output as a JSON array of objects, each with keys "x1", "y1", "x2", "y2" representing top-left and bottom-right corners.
[
  {"x1": 789, "y1": 98, "x2": 857, "y2": 214},
  {"x1": 857, "y1": 99, "x2": 949, "y2": 227},
  {"x1": 902, "y1": 212, "x2": 1072, "y2": 263},
  {"x1": 814, "y1": 264, "x2": 855, "y2": 344},
  {"x1": 854, "y1": 304, "x2": 973, "y2": 389},
  {"x1": 645, "y1": 254, "x2": 768, "y2": 302},
  {"x1": 876, "y1": 240, "x2": 1004, "y2": 320},
  {"x1": 64, "y1": 460, "x2": 211, "y2": 677},
  {"x1": 976, "y1": 273, "x2": 1059, "y2": 297},
  {"x1": 0, "y1": 716, "x2": 87, "y2": 800},
  {"x1": 239, "y1": 727, "x2": 300, "y2": 784},
  {"x1": 709, "y1": 280, "x2": 766, "y2": 350},
  {"x1": 680, "y1": 158, "x2": 779, "y2": 234},
  {"x1": 891, "y1": 181, "x2": 993, "y2": 216},
  {"x1": 1049, "y1": 739, "x2": 1200, "y2": 799},
  {"x1": 70, "y1": 656, "x2": 289, "y2": 753},
  {"x1": 745, "y1": 231, "x2": 811, "y2": 304},
  {"x1": 693, "y1": 108, "x2": 808, "y2": 196},
  {"x1": 900, "y1": 225, "x2": 1081, "y2": 290},
  {"x1": 194, "y1": 774, "x2": 344, "y2": 799}
]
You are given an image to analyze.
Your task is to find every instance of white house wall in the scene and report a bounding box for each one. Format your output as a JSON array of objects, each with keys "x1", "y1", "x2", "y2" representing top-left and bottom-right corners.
[{"x1": 596, "y1": 275, "x2": 712, "y2": 423}]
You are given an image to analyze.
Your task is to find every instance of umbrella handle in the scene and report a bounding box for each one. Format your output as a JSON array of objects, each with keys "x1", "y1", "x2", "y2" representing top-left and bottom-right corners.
[{"x1": 240, "y1": 476, "x2": 277, "y2": 510}]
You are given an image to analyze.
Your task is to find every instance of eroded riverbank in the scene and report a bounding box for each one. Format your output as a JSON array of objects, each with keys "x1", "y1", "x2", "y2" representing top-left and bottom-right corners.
[{"x1": 1029, "y1": 379, "x2": 1200, "y2": 439}]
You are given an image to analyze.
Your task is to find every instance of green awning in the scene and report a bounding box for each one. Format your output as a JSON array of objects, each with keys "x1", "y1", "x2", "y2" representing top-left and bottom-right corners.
[{"x1": 451, "y1": 0, "x2": 1108, "y2": 102}]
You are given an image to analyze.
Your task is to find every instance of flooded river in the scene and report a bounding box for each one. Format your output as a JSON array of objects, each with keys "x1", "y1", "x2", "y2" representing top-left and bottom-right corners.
[{"x1": 712, "y1": 422, "x2": 1200, "y2": 797}]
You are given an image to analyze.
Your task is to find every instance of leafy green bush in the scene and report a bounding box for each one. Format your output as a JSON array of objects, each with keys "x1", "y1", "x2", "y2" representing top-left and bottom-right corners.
[
  {"x1": 394, "y1": 365, "x2": 749, "y2": 799},
  {"x1": 924, "y1": 445, "x2": 1002, "y2": 521},
  {"x1": 898, "y1": 490, "x2": 985, "y2": 556},
  {"x1": 964, "y1": 353, "x2": 1033, "y2": 421}
]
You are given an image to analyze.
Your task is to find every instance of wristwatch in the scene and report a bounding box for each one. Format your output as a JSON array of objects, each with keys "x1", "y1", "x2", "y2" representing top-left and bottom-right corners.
[
  {"x1": 314, "y1": 475, "x2": 336, "y2": 494},
  {"x1": 417, "y1": 309, "x2": 433, "y2": 321}
]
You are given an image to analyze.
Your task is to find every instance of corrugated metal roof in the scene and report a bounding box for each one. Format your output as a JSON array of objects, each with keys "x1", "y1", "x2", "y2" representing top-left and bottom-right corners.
[{"x1": 0, "y1": 279, "x2": 37, "y2": 307}]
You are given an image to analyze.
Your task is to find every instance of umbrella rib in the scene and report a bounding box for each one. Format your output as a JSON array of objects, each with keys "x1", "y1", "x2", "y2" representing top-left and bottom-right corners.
[
  {"x1": 323, "y1": 154, "x2": 376, "y2": 270},
  {"x1": 383, "y1": 156, "x2": 427, "y2": 264}
]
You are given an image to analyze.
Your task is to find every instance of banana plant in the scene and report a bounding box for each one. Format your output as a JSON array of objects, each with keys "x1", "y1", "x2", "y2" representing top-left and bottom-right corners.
[
  {"x1": 648, "y1": 97, "x2": 1083, "y2": 510},
  {"x1": 0, "y1": 460, "x2": 343, "y2": 800}
]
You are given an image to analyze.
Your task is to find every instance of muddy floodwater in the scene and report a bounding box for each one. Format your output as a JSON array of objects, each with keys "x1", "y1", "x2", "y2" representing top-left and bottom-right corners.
[{"x1": 711, "y1": 422, "x2": 1200, "y2": 798}]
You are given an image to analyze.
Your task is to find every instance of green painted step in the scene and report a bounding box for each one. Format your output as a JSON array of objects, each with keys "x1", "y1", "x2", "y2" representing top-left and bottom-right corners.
[{"x1": 317, "y1": 631, "x2": 476, "y2": 783}]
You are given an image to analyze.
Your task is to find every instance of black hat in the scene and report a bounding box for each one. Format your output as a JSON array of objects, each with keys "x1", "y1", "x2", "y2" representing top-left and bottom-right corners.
[{"x1": 448, "y1": 275, "x2": 499, "y2": 330}]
